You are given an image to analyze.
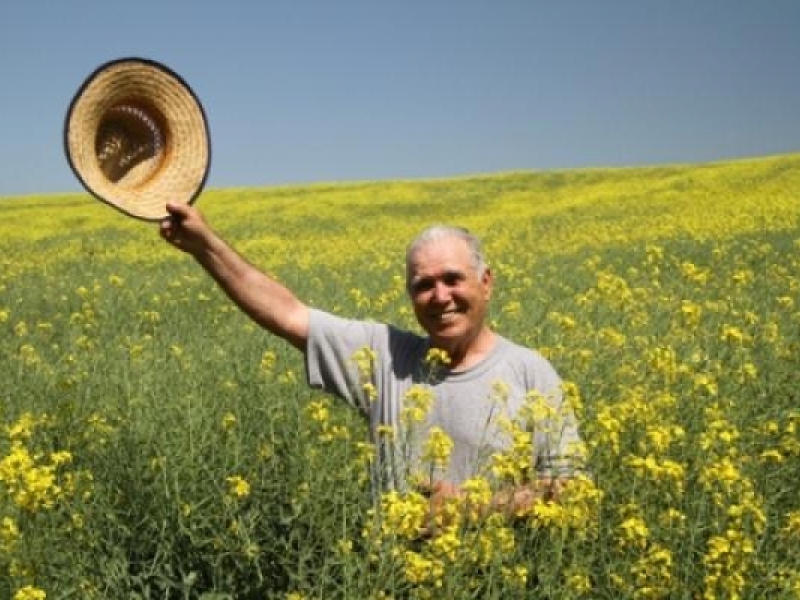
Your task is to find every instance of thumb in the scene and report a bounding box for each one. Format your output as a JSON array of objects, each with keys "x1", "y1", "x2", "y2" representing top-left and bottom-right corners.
[{"x1": 165, "y1": 201, "x2": 190, "y2": 219}]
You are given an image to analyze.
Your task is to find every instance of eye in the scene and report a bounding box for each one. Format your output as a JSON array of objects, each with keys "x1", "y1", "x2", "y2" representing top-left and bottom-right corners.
[
  {"x1": 411, "y1": 278, "x2": 435, "y2": 294},
  {"x1": 442, "y1": 271, "x2": 465, "y2": 287}
]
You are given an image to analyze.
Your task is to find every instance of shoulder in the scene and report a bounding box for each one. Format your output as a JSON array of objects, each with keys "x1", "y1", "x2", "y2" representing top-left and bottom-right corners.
[
  {"x1": 309, "y1": 308, "x2": 385, "y2": 335},
  {"x1": 494, "y1": 335, "x2": 552, "y2": 365},
  {"x1": 308, "y1": 308, "x2": 426, "y2": 361},
  {"x1": 493, "y1": 335, "x2": 561, "y2": 387}
]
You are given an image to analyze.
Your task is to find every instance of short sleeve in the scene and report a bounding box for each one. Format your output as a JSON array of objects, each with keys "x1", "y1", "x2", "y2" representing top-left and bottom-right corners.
[{"x1": 305, "y1": 309, "x2": 386, "y2": 413}]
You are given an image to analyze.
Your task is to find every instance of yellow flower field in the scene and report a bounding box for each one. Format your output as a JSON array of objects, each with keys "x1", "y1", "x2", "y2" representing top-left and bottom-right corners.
[{"x1": 0, "y1": 153, "x2": 798, "y2": 598}]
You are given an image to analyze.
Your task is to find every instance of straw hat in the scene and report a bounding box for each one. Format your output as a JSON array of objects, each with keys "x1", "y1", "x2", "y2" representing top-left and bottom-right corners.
[{"x1": 64, "y1": 57, "x2": 211, "y2": 221}]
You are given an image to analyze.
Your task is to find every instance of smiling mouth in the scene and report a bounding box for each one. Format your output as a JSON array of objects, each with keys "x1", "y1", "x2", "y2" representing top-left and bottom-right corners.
[{"x1": 429, "y1": 310, "x2": 460, "y2": 323}]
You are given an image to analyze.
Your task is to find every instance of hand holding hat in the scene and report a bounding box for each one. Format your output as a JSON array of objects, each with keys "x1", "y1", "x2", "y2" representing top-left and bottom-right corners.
[{"x1": 159, "y1": 201, "x2": 217, "y2": 256}]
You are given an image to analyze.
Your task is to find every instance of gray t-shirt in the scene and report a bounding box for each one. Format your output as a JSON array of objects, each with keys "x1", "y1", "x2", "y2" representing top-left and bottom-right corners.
[{"x1": 305, "y1": 308, "x2": 582, "y2": 491}]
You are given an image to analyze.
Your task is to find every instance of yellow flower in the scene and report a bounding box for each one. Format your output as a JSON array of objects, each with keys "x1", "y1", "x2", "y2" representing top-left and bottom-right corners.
[
  {"x1": 351, "y1": 346, "x2": 378, "y2": 377},
  {"x1": 355, "y1": 441, "x2": 375, "y2": 465},
  {"x1": 490, "y1": 419, "x2": 533, "y2": 485},
  {"x1": 86, "y1": 413, "x2": 115, "y2": 437},
  {"x1": 598, "y1": 326, "x2": 626, "y2": 347},
  {"x1": 150, "y1": 456, "x2": 166, "y2": 472},
  {"x1": 424, "y1": 347, "x2": 451, "y2": 367},
  {"x1": 221, "y1": 412, "x2": 237, "y2": 431},
  {"x1": 681, "y1": 261, "x2": 709, "y2": 283},
  {"x1": 471, "y1": 518, "x2": 516, "y2": 566},
  {"x1": 278, "y1": 370, "x2": 297, "y2": 384},
  {"x1": 226, "y1": 475, "x2": 251, "y2": 499},
  {"x1": 14, "y1": 321, "x2": 28, "y2": 337},
  {"x1": 594, "y1": 406, "x2": 622, "y2": 455},
  {"x1": 49, "y1": 451, "x2": 73, "y2": 467},
  {"x1": 680, "y1": 300, "x2": 702, "y2": 326},
  {"x1": 491, "y1": 379, "x2": 511, "y2": 403},
  {"x1": 376, "y1": 490, "x2": 428, "y2": 539},
  {"x1": 700, "y1": 457, "x2": 741, "y2": 492},
  {"x1": 645, "y1": 244, "x2": 664, "y2": 263},
  {"x1": 549, "y1": 311, "x2": 577, "y2": 329},
  {"x1": 0, "y1": 517, "x2": 19, "y2": 552},
  {"x1": 421, "y1": 427, "x2": 453, "y2": 470},
  {"x1": 336, "y1": 538, "x2": 353, "y2": 556},
  {"x1": 659, "y1": 508, "x2": 686, "y2": 530},
  {"x1": 759, "y1": 449, "x2": 784, "y2": 464},
  {"x1": 0, "y1": 442, "x2": 66, "y2": 512},
  {"x1": 376, "y1": 424, "x2": 395, "y2": 440},
  {"x1": 429, "y1": 527, "x2": 461, "y2": 561},
  {"x1": 781, "y1": 511, "x2": 800, "y2": 538},
  {"x1": 7, "y1": 413, "x2": 40, "y2": 440},
  {"x1": 630, "y1": 545, "x2": 673, "y2": 597},
  {"x1": 461, "y1": 477, "x2": 492, "y2": 512},
  {"x1": 260, "y1": 350, "x2": 277, "y2": 372},
  {"x1": 530, "y1": 498, "x2": 567, "y2": 526},
  {"x1": 501, "y1": 564, "x2": 528, "y2": 587},
  {"x1": 565, "y1": 567, "x2": 592, "y2": 594},
  {"x1": 644, "y1": 424, "x2": 684, "y2": 453},
  {"x1": 702, "y1": 530, "x2": 753, "y2": 599},
  {"x1": 401, "y1": 386, "x2": 434, "y2": 425},
  {"x1": 693, "y1": 374, "x2": 718, "y2": 396},
  {"x1": 720, "y1": 325, "x2": 746, "y2": 345},
  {"x1": 731, "y1": 269, "x2": 754, "y2": 285},
  {"x1": 737, "y1": 362, "x2": 758, "y2": 382},
  {"x1": 13, "y1": 586, "x2": 47, "y2": 600},
  {"x1": 521, "y1": 389, "x2": 558, "y2": 425},
  {"x1": 402, "y1": 550, "x2": 444, "y2": 586},
  {"x1": 362, "y1": 382, "x2": 378, "y2": 402},
  {"x1": 624, "y1": 455, "x2": 685, "y2": 493},
  {"x1": 306, "y1": 400, "x2": 330, "y2": 424},
  {"x1": 619, "y1": 516, "x2": 649, "y2": 549},
  {"x1": 18, "y1": 344, "x2": 40, "y2": 366}
]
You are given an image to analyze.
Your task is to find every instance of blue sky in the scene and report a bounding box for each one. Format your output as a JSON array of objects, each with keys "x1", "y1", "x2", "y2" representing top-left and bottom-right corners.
[{"x1": 2, "y1": 0, "x2": 799, "y2": 197}]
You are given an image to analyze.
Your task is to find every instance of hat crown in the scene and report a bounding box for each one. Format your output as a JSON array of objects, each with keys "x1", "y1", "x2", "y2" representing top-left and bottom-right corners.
[{"x1": 95, "y1": 104, "x2": 166, "y2": 185}]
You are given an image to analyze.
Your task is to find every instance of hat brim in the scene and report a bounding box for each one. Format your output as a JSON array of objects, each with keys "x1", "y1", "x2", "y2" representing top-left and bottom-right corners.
[{"x1": 64, "y1": 57, "x2": 211, "y2": 221}]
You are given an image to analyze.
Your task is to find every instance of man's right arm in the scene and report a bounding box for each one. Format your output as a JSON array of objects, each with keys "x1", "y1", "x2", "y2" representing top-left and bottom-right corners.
[{"x1": 160, "y1": 201, "x2": 309, "y2": 351}]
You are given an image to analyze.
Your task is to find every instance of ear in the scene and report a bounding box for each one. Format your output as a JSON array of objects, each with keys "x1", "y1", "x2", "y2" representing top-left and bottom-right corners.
[{"x1": 482, "y1": 267, "x2": 493, "y2": 299}]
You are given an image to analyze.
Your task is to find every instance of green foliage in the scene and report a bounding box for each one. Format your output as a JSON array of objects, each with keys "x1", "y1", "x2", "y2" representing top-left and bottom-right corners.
[{"x1": 0, "y1": 153, "x2": 799, "y2": 598}]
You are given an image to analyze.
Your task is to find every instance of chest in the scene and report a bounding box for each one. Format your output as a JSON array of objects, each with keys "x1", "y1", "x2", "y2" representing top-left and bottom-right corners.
[{"x1": 422, "y1": 378, "x2": 527, "y2": 449}]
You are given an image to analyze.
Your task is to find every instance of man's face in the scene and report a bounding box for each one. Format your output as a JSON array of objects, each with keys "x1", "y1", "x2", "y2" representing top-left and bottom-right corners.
[{"x1": 406, "y1": 236, "x2": 493, "y2": 352}]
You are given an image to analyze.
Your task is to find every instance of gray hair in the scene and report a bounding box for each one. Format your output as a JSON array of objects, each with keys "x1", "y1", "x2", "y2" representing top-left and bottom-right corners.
[{"x1": 405, "y1": 225, "x2": 488, "y2": 281}]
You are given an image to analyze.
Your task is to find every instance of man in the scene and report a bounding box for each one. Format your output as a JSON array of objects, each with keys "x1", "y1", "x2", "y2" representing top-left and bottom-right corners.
[{"x1": 160, "y1": 201, "x2": 582, "y2": 514}]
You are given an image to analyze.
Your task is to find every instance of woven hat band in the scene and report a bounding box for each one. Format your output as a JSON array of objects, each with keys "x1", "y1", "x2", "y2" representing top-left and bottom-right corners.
[{"x1": 96, "y1": 103, "x2": 166, "y2": 186}]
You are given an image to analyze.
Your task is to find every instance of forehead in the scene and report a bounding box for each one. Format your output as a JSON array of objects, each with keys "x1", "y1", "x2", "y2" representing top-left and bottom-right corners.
[{"x1": 407, "y1": 236, "x2": 473, "y2": 278}]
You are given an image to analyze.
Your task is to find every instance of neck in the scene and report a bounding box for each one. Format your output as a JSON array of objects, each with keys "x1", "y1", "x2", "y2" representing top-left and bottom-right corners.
[{"x1": 436, "y1": 327, "x2": 496, "y2": 372}]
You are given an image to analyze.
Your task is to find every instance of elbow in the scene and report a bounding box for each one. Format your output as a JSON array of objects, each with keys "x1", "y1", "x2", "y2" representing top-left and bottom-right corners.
[{"x1": 278, "y1": 302, "x2": 310, "y2": 351}]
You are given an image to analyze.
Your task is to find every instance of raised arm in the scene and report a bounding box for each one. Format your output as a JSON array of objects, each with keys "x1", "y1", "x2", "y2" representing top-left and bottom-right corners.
[{"x1": 160, "y1": 202, "x2": 309, "y2": 350}]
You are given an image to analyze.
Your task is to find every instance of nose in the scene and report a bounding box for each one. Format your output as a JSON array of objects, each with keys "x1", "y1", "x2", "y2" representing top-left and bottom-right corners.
[{"x1": 431, "y1": 281, "x2": 452, "y2": 304}]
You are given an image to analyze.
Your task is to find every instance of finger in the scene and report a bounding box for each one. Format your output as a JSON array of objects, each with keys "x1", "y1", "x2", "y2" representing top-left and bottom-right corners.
[
  {"x1": 165, "y1": 201, "x2": 191, "y2": 221},
  {"x1": 159, "y1": 217, "x2": 180, "y2": 242},
  {"x1": 432, "y1": 481, "x2": 459, "y2": 498}
]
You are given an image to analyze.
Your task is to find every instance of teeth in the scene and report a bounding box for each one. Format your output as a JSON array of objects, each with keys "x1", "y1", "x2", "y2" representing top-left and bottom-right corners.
[{"x1": 433, "y1": 312, "x2": 457, "y2": 322}]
